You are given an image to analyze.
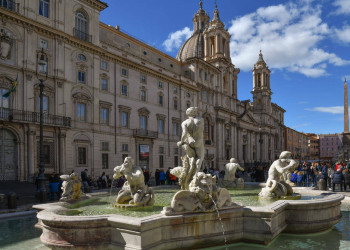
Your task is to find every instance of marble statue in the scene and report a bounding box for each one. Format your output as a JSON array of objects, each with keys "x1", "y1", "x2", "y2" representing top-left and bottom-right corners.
[
  {"x1": 177, "y1": 107, "x2": 205, "y2": 175},
  {"x1": 113, "y1": 157, "x2": 154, "y2": 207},
  {"x1": 60, "y1": 173, "x2": 86, "y2": 201},
  {"x1": 163, "y1": 107, "x2": 236, "y2": 215},
  {"x1": 162, "y1": 172, "x2": 234, "y2": 215},
  {"x1": 221, "y1": 158, "x2": 245, "y2": 188},
  {"x1": 259, "y1": 151, "x2": 298, "y2": 199}
]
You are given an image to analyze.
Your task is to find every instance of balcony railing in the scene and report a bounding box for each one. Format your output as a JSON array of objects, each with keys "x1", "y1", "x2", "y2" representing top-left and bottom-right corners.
[
  {"x1": 73, "y1": 28, "x2": 92, "y2": 43},
  {"x1": 133, "y1": 129, "x2": 158, "y2": 139},
  {"x1": 0, "y1": 0, "x2": 19, "y2": 13},
  {"x1": 0, "y1": 107, "x2": 71, "y2": 127}
]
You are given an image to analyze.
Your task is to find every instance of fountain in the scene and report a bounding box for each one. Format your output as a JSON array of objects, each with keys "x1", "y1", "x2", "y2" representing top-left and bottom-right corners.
[
  {"x1": 33, "y1": 108, "x2": 344, "y2": 250},
  {"x1": 220, "y1": 158, "x2": 245, "y2": 188}
]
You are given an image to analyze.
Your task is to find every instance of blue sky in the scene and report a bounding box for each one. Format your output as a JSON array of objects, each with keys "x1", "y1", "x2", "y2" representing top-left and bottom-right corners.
[{"x1": 100, "y1": 0, "x2": 350, "y2": 135}]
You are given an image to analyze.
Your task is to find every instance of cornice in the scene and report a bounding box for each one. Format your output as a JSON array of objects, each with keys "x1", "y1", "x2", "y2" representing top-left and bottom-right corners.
[{"x1": 79, "y1": 0, "x2": 108, "y2": 12}]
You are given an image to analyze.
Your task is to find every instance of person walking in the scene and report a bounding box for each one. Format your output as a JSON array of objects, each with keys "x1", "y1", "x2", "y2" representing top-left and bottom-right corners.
[
  {"x1": 332, "y1": 169, "x2": 345, "y2": 192},
  {"x1": 343, "y1": 169, "x2": 350, "y2": 191},
  {"x1": 81, "y1": 169, "x2": 89, "y2": 192},
  {"x1": 159, "y1": 170, "x2": 166, "y2": 185}
]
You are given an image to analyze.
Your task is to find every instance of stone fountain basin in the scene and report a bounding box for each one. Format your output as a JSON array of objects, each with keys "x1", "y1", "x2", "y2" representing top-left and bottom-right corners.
[{"x1": 33, "y1": 190, "x2": 344, "y2": 250}]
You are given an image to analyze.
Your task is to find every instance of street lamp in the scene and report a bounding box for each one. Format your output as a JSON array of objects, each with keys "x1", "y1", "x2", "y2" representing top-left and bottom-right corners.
[
  {"x1": 36, "y1": 48, "x2": 48, "y2": 202},
  {"x1": 259, "y1": 127, "x2": 263, "y2": 164}
]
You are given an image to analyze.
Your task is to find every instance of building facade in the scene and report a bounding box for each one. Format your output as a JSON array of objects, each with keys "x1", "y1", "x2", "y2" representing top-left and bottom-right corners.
[
  {"x1": 306, "y1": 133, "x2": 320, "y2": 161},
  {"x1": 319, "y1": 134, "x2": 342, "y2": 160},
  {"x1": 0, "y1": 0, "x2": 285, "y2": 181},
  {"x1": 284, "y1": 127, "x2": 309, "y2": 162}
]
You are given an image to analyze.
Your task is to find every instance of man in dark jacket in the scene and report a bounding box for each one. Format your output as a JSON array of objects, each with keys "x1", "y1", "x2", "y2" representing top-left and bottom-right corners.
[
  {"x1": 332, "y1": 169, "x2": 345, "y2": 192},
  {"x1": 343, "y1": 169, "x2": 350, "y2": 191}
]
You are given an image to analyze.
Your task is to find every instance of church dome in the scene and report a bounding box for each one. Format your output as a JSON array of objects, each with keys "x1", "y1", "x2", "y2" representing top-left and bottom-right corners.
[{"x1": 176, "y1": 32, "x2": 205, "y2": 61}]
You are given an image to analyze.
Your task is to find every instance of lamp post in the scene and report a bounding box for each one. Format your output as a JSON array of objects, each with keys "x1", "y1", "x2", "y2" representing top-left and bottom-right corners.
[
  {"x1": 36, "y1": 48, "x2": 48, "y2": 202},
  {"x1": 259, "y1": 127, "x2": 263, "y2": 164}
]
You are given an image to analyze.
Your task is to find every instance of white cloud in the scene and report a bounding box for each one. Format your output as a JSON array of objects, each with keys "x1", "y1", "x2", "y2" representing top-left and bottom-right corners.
[
  {"x1": 163, "y1": 27, "x2": 192, "y2": 52},
  {"x1": 228, "y1": 2, "x2": 350, "y2": 77},
  {"x1": 333, "y1": 0, "x2": 350, "y2": 15},
  {"x1": 334, "y1": 25, "x2": 350, "y2": 43},
  {"x1": 306, "y1": 106, "x2": 344, "y2": 114}
]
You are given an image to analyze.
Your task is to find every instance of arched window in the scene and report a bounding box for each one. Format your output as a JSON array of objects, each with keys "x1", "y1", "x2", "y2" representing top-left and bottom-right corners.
[{"x1": 75, "y1": 11, "x2": 89, "y2": 41}]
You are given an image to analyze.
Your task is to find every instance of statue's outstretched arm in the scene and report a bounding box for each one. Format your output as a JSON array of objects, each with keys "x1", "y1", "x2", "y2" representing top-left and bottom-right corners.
[{"x1": 238, "y1": 165, "x2": 245, "y2": 171}]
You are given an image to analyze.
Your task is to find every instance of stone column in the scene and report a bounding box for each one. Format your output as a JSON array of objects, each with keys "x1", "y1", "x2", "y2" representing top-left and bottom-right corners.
[
  {"x1": 237, "y1": 129, "x2": 242, "y2": 162},
  {"x1": 27, "y1": 128, "x2": 36, "y2": 179},
  {"x1": 345, "y1": 79, "x2": 349, "y2": 133}
]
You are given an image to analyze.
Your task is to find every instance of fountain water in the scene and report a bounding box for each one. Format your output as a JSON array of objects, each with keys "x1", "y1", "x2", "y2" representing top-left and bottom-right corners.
[{"x1": 210, "y1": 194, "x2": 227, "y2": 246}]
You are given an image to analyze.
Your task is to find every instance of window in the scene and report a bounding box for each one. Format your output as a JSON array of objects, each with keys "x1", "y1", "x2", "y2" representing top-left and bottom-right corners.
[
  {"x1": 121, "y1": 68, "x2": 128, "y2": 77},
  {"x1": 121, "y1": 84, "x2": 128, "y2": 96},
  {"x1": 141, "y1": 89, "x2": 146, "y2": 102},
  {"x1": 159, "y1": 146, "x2": 164, "y2": 154},
  {"x1": 174, "y1": 148, "x2": 179, "y2": 155},
  {"x1": 186, "y1": 101, "x2": 191, "y2": 109},
  {"x1": 173, "y1": 87, "x2": 178, "y2": 94},
  {"x1": 140, "y1": 74, "x2": 147, "y2": 83},
  {"x1": 159, "y1": 155, "x2": 164, "y2": 168},
  {"x1": 100, "y1": 107, "x2": 109, "y2": 125},
  {"x1": 186, "y1": 92, "x2": 191, "y2": 98},
  {"x1": 78, "y1": 54, "x2": 86, "y2": 61},
  {"x1": 77, "y1": 103, "x2": 86, "y2": 121},
  {"x1": 39, "y1": 0, "x2": 50, "y2": 18},
  {"x1": 174, "y1": 156, "x2": 179, "y2": 167},
  {"x1": 0, "y1": 88, "x2": 10, "y2": 108},
  {"x1": 158, "y1": 119, "x2": 164, "y2": 134},
  {"x1": 78, "y1": 147, "x2": 87, "y2": 165},
  {"x1": 102, "y1": 153, "x2": 109, "y2": 169},
  {"x1": 38, "y1": 95, "x2": 49, "y2": 113},
  {"x1": 158, "y1": 94, "x2": 163, "y2": 106},
  {"x1": 225, "y1": 128, "x2": 230, "y2": 140},
  {"x1": 158, "y1": 81, "x2": 163, "y2": 89},
  {"x1": 101, "y1": 142, "x2": 109, "y2": 151},
  {"x1": 101, "y1": 61, "x2": 108, "y2": 70},
  {"x1": 43, "y1": 144, "x2": 51, "y2": 164},
  {"x1": 204, "y1": 72, "x2": 208, "y2": 81},
  {"x1": 78, "y1": 71, "x2": 86, "y2": 83},
  {"x1": 122, "y1": 144, "x2": 128, "y2": 152},
  {"x1": 75, "y1": 11, "x2": 88, "y2": 41},
  {"x1": 101, "y1": 79, "x2": 108, "y2": 91},
  {"x1": 40, "y1": 39, "x2": 48, "y2": 49},
  {"x1": 141, "y1": 115, "x2": 147, "y2": 130},
  {"x1": 173, "y1": 99, "x2": 178, "y2": 110},
  {"x1": 121, "y1": 112, "x2": 128, "y2": 128},
  {"x1": 173, "y1": 122, "x2": 179, "y2": 136}
]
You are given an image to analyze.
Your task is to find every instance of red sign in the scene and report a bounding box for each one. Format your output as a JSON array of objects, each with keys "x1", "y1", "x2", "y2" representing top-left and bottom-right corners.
[{"x1": 139, "y1": 145, "x2": 149, "y2": 160}]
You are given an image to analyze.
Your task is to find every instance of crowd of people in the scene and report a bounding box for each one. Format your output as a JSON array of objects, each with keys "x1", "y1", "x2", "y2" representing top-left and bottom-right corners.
[{"x1": 43, "y1": 160, "x2": 350, "y2": 202}]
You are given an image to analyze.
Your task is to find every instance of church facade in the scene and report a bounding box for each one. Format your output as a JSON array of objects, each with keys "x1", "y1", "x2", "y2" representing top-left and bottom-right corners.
[{"x1": 0, "y1": 0, "x2": 285, "y2": 181}]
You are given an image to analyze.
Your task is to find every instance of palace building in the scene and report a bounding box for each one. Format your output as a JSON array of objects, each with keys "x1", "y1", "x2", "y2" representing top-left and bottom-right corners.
[{"x1": 0, "y1": 0, "x2": 285, "y2": 181}]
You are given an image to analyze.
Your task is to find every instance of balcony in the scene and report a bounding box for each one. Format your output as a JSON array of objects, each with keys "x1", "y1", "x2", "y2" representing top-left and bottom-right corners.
[
  {"x1": 133, "y1": 129, "x2": 158, "y2": 139},
  {"x1": 0, "y1": 0, "x2": 19, "y2": 13},
  {"x1": 0, "y1": 107, "x2": 71, "y2": 127},
  {"x1": 73, "y1": 28, "x2": 92, "y2": 43}
]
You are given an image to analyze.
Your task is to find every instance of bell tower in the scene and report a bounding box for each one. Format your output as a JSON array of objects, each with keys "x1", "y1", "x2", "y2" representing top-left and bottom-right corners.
[
  {"x1": 193, "y1": 1, "x2": 210, "y2": 34},
  {"x1": 204, "y1": 3, "x2": 231, "y2": 62},
  {"x1": 252, "y1": 50, "x2": 272, "y2": 113}
]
